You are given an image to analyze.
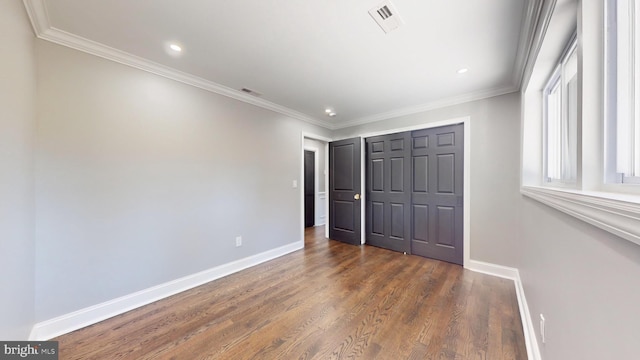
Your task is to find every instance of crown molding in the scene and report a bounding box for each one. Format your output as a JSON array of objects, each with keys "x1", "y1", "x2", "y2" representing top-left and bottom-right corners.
[
  {"x1": 22, "y1": 0, "x2": 50, "y2": 35},
  {"x1": 520, "y1": 0, "x2": 558, "y2": 92},
  {"x1": 512, "y1": 0, "x2": 545, "y2": 89},
  {"x1": 333, "y1": 85, "x2": 518, "y2": 130},
  {"x1": 22, "y1": 0, "x2": 334, "y2": 130},
  {"x1": 22, "y1": 0, "x2": 539, "y2": 132}
]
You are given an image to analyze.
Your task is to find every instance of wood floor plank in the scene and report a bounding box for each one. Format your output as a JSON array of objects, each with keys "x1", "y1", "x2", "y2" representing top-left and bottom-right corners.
[{"x1": 54, "y1": 227, "x2": 527, "y2": 359}]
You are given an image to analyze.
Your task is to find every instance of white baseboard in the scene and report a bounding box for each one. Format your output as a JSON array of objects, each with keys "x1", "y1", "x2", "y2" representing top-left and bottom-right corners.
[
  {"x1": 466, "y1": 260, "x2": 541, "y2": 360},
  {"x1": 465, "y1": 259, "x2": 520, "y2": 280},
  {"x1": 514, "y1": 274, "x2": 542, "y2": 360},
  {"x1": 29, "y1": 241, "x2": 304, "y2": 341}
]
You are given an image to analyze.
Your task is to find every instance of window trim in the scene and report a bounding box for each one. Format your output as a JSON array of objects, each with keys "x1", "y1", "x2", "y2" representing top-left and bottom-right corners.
[
  {"x1": 521, "y1": 186, "x2": 640, "y2": 246},
  {"x1": 542, "y1": 36, "x2": 578, "y2": 187},
  {"x1": 605, "y1": 0, "x2": 640, "y2": 185},
  {"x1": 542, "y1": 65, "x2": 562, "y2": 183}
]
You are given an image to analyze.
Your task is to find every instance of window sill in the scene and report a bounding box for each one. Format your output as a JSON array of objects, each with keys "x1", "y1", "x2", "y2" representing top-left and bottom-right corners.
[{"x1": 520, "y1": 186, "x2": 640, "y2": 246}]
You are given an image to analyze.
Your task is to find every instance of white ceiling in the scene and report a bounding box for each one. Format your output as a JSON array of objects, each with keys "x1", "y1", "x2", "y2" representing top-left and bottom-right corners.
[{"x1": 25, "y1": 0, "x2": 536, "y2": 129}]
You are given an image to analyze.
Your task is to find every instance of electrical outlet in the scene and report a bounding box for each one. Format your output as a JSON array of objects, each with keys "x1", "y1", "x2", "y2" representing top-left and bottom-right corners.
[
  {"x1": 540, "y1": 314, "x2": 546, "y2": 344},
  {"x1": 235, "y1": 236, "x2": 242, "y2": 247}
]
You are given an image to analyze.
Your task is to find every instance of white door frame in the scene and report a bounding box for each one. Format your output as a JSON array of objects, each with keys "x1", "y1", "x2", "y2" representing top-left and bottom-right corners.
[{"x1": 300, "y1": 133, "x2": 331, "y2": 243}]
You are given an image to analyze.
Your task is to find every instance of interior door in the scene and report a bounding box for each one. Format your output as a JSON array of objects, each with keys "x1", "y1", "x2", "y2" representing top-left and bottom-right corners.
[
  {"x1": 411, "y1": 124, "x2": 464, "y2": 265},
  {"x1": 329, "y1": 137, "x2": 362, "y2": 245},
  {"x1": 304, "y1": 150, "x2": 315, "y2": 228},
  {"x1": 365, "y1": 132, "x2": 411, "y2": 253}
]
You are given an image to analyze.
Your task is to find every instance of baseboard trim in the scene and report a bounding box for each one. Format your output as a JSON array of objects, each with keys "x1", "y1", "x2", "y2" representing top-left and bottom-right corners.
[
  {"x1": 465, "y1": 259, "x2": 519, "y2": 280},
  {"x1": 514, "y1": 273, "x2": 542, "y2": 360},
  {"x1": 29, "y1": 241, "x2": 304, "y2": 341},
  {"x1": 466, "y1": 260, "x2": 541, "y2": 360}
]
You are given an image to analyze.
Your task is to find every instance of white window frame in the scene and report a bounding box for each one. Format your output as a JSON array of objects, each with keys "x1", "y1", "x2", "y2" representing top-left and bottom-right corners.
[
  {"x1": 605, "y1": 0, "x2": 640, "y2": 185},
  {"x1": 543, "y1": 37, "x2": 579, "y2": 186},
  {"x1": 520, "y1": 0, "x2": 640, "y2": 247}
]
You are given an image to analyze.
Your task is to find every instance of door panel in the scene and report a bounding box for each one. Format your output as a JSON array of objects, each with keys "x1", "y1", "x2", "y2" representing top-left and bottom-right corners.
[
  {"x1": 372, "y1": 202, "x2": 384, "y2": 234},
  {"x1": 365, "y1": 132, "x2": 411, "y2": 253},
  {"x1": 333, "y1": 145, "x2": 355, "y2": 190},
  {"x1": 390, "y1": 203, "x2": 405, "y2": 238},
  {"x1": 411, "y1": 124, "x2": 463, "y2": 265},
  {"x1": 329, "y1": 137, "x2": 361, "y2": 245},
  {"x1": 412, "y1": 205, "x2": 429, "y2": 242},
  {"x1": 436, "y1": 206, "x2": 455, "y2": 246},
  {"x1": 390, "y1": 158, "x2": 405, "y2": 191},
  {"x1": 436, "y1": 154, "x2": 455, "y2": 193},
  {"x1": 371, "y1": 159, "x2": 384, "y2": 191},
  {"x1": 333, "y1": 201, "x2": 355, "y2": 231},
  {"x1": 413, "y1": 156, "x2": 428, "y2": 192},
  {"x1": 437, "y1": 132, "x2": 455, "y2": 146}
]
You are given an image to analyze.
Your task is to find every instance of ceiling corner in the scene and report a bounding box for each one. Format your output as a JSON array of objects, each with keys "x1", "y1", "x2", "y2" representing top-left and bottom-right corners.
[{"x1": 22, "y1": 0, "x2": 51, "y2": 37}]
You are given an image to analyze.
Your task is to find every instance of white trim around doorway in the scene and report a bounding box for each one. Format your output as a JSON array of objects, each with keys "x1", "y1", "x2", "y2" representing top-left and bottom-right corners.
[{"x1": 300, "y1": 133, "x2": 331, "y2": 243}]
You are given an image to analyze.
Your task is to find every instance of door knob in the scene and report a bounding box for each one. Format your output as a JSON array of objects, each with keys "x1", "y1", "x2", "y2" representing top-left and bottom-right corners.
[{"x1": 354, "y1": 193, "x2": 361, "y2": 200}]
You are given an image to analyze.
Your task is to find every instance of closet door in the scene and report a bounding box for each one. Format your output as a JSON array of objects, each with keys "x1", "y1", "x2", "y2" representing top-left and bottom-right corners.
[
  {"x1": 365, "y1": 132, "x2": 411, "y2": 253},
  {"x1": 411, "y1": 124, "x2": 464, "y2": 265}
]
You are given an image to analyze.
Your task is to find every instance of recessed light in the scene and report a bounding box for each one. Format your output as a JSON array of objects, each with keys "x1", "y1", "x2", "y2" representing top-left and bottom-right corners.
[
  {"x1": 457, "y1": 68, "x2": 469, "y2": 74},
  {"x1": 329, "y1": 112, "x2": 337, "y2": 117},
  {"x1": 169, "y1": 44, "x2": 182, "y2": 52},
  {"x1": 325, "y1": 108, "x2": 332, "y2": 113}
]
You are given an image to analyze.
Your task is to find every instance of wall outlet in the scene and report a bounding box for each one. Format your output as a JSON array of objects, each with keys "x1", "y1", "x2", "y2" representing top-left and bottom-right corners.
[
  {"x1": 235, "y1": 236, "x2": 242, "y2": 247},
  {"x1": 540, "y1": 314, "x2": 546, "y2": 344}
]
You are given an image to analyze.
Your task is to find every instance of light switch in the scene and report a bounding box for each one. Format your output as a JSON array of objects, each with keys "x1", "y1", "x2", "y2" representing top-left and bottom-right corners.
[{"x1": 292, "y1": 180, "x2": 298, "y2": 188}]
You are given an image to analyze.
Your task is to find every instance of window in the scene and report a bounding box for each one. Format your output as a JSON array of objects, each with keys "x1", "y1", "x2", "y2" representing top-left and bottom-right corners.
[
  {"x1": 521, "y1": 0, "x2": 640, "y2": 248},
  {"x1": 544, "y1": 37, "x2": 578, "y2": 184},
  {"x1": 607, "y1": 0, "x2": 640, "y2": 184}
]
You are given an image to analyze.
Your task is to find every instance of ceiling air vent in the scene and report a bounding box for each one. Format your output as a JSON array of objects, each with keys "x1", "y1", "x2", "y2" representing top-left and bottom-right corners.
[
  {"x1": 368, "y1": 0, "x2": 404, "y2": 34},
  {"x1": 241, "y1": 88, "x2": 262, "y2": 97}
]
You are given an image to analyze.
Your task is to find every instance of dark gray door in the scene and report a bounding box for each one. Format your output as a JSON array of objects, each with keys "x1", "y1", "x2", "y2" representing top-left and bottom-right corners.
[
  {"x1": 411, "y1": 124, "x2": 464, "y2": 265},
  {"x1": 365, "y1": 132, "x2": 411, "y2": 253},
  {"x1": 329, "y1": 137, "x2": 361, "y2": 245},
  {"x1": 304, "y1": 150, "x2": 315, "y2": 228}
]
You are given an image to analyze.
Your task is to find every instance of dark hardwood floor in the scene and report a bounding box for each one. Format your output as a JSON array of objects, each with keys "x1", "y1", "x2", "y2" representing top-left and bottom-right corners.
[{"x1": 54, "y1": 226, "x2": 527, "y2": 359}]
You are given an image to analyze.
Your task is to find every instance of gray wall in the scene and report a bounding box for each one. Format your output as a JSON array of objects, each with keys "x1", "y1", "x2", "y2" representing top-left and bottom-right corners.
[
  {"x1": 519, "y1": 198, "x2": 640, "y2": 360},
  {"x1": 0, "y1": 0, "x2": 37, "y2": 340},
  {"x1": 334, "y1": 93, "x2": 522, "y2": 267},
  {"x1": 518, "y1": 0, "x2": 640, "y2": 357},
  {"x1": 517, "y1": 1, "x2": 640, "y2": 357},
  {"x1": 34, "y1": 40, "x2": 331, "y2": 321}
]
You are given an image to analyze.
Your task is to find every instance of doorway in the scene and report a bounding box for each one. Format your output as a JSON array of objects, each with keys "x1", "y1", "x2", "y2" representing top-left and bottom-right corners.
[
  {"x1": 302, "y1": 135, "x2": 329, "y2": 242},
  {"x1": 304, "y1": 150, "x2": 315, "y2": 227}
]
